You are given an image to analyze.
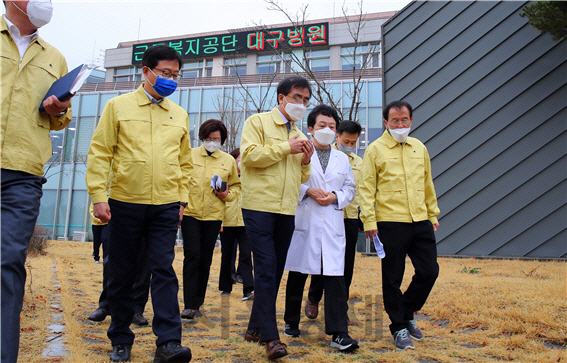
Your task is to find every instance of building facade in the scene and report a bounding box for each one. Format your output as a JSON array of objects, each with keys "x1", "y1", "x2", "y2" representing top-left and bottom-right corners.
[
  {"x1": 38, "y1": 12, "x2": 393, "y2": 241},
  {"x1": 382, "y1": 1, "x2": 566, "y2": 258}
]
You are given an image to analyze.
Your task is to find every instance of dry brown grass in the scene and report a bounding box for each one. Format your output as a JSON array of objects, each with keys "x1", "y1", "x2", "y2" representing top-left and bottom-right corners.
[{"x1": 19, "y1": 241, "x2": 566, "y2": 363}]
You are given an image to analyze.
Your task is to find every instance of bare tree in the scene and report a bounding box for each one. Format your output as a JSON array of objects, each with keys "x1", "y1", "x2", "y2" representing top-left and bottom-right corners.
[
  {"x1": 211, "y1": 90, "x2": 244, "y2": 152},
  {"x1": 261, "y1": 0, "x2": 379, "y2": 123}
]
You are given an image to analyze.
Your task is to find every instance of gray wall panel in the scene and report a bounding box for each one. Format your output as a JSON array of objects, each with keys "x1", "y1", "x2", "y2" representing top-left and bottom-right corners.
[{"x1": 382, "y1": 1, "x2": 567, "y2": 258}]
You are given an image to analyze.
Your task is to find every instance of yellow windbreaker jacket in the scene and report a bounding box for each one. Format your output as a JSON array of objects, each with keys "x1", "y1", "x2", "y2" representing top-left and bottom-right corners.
[
  {"x1": 184, "y1": 145, "x2": 241, "y2": 221},
  {"x1": 1, "y1": 16, "x2": 72, "y2": 176},
  {"x1": 359, "y1": 130, "x2": 440, "y2": 231},
  {"x1": 223, "y1": 176, "x2": 244, "y2": 227},
  {"x1": 240, "y1": 107, "x2": 311, "y2": 215},
  {"x1": 333, "y1": 143, "x2": 363, "y2": 219},
  {"x1": 86, "y1": 86, "x2": 192, "y2": 205}
]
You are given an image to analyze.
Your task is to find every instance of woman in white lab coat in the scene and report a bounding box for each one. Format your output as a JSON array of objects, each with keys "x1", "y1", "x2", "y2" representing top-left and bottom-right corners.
[{"x1": 283, "y1": 105, "x2": 358, "y2": 352}]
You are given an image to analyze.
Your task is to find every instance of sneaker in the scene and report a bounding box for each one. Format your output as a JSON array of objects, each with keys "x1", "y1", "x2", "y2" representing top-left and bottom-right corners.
[
  {"x1": 408, "y1": 320, "x2": 423, "y2": 340},
  {"x1": 242, "y1": 292, "x2": 254, "y2": 301},
  {"x1": 94, "y1": 260, "x2": 100, "y2": 264},
  {"x1": 330, "y1": 332, "x2": 359, "y2": 351},
  {"x1": 284, "y1": 323, "x2": 300, "y2": 337},
  {"x1": 393, "y1": 328, "x2": 415, "y2": 350}
]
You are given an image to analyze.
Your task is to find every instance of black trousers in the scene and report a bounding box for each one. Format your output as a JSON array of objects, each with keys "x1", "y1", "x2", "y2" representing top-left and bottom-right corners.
[
  {"x1": 98, "y1": 226, "x2": 151, "y2": 314},
  {"x1": 219, "y1": 226, "x2": 253, "y2": 294},
  {"x1": 378, "y1": 221, "x2": 439, "y2": 334},
  {"x1": 285, "y1": 271, "x2": 348, "y2": 335},
  {"x1": 242, "y1": 209, "x2": 295, "y2": 342},
  {"x1": 92, "y1": 224, "x2": 108, "y2": 261},
  {"x1": 181, "y1": 216, "x2": 222, "y2": 310},
  {"x1": 309, "y1": 218, "x2": 359, "y2": 306},
  {"x1": 106, "y1": 199, "x2": 181, "y2": 347}
]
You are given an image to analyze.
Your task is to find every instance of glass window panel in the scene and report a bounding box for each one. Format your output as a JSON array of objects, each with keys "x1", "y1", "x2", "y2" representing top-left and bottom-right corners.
[
  {"x1": 205, "y1": 68, "x2": 212, "y2": 77},
  {"x1": 56, "y1": 190, "x2": 68, "y2": 238},
  {"x1": 184, "y1": 70, "x2": 200, "y2": 78},
  {"x1": 311, "y1": 58, "x2": 329, "y2": 71},
  {"x1": 115, "y1": 68, "x2": 132, "y2": 75},
  {"x1": 69, "y1": 190, "x2": 87, "y2": 229},
  {"x1": 42, "y1": 168, "x2": 60, "y2": 189},
  {"x1": 368, "y1": 82, "x2": 382, "y2": 106},
  {"x1": 189, "y1": 89, "x2": 201, "y2": 112},
  {"x1": 201, "y1": 88, "x2": 222, "y2": 112},
  {"x1": 246, "y1": 87, "x2": 259, "y2": 111},
  {"x1": 75, "y1": 117, "x2": 94, "y2": 161},
  {"x1": 310, "y1": 49, "x2": 330, "y2": 57},
  {"x1": 115, "y1": 76, "x2": 130, "y2": 82},
  {"x1": 368, "y1": 107, "x2": 383, "y2": 144},
  {"x1": 341, "y1": 46, "x2": 355, "y2": 55},
  {"x1": 359, "y1": 82, "x2": 367, "y2": 107},
  {"x1": 63, "y1": 121, "x2": 76, "y2": 162},
  {"x1": 99, "y1": 93, "x2": 118, "y2": 114},
  {"x1": 206, "y1": 60, "x2": 213, "y2": 67},
  {"x1": 60, "y1": 163, "x2": 73, "y2": 189},
  {"x1": 37, "y1": 189, "x2": 57, "y2": 227},
  {"x1": 167, "y1": 90, "x2": 180, "y2": 104},
  {"x1": 73, "y1": 164, "x2": 87, "y2": 189},
  {"x1": 48, "y1": 129, "x2": 64, "y2": 163},
  {"x1": 180, "y1": 90, "x2": 188, "y2": 110},
  {"x1": 341, "y1": 55, "x2": 355, "y2": 70},
  {"x1": 257, "y1": 63, "x2": 276, "y2": 74},
  {"x1": 79, "y1": 94, "x2": 98, "y2": 116}
]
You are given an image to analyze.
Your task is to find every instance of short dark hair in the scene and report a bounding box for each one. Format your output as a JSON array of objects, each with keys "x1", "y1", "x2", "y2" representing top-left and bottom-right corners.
[
  {"x1": 383, "y1": 100, "x2": 413, "y2": 120},
  {"x1": 276, "y1": 76, "x2": 312, "y2": 102},
  {"x1": 141, "y1": 45, "x2": 183, "y2": 70},
  {"x1": 337, "y1": 120, "x2": 362, "y2": 136},
  {"x1": 230, "y1": 148, "x2": 240, "y2": 159},
  {"x1": 307, "y1": 104, "x2": 340, "y2": 129},
  {"x1": 199, "y1": 119, "x2": 228, "y2": 145}
]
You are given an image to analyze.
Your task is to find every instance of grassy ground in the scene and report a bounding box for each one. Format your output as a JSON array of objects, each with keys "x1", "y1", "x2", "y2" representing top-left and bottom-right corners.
[{"x1": 19, "y1": 241, "x2": 566, "y2": 362}]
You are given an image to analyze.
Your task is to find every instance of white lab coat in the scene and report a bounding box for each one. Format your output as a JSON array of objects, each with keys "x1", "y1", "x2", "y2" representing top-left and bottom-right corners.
[{"x1": 284, "y1": 146, "x2": 356, "y2": 276}]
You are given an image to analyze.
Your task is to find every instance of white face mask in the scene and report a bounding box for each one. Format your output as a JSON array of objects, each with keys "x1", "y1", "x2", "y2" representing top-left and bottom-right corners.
[
  {"x1": 237, "y1": 160, "x2": 241, "y2": 171},
  {"x1": 14, "y1": 0, "x2": 53, "y2": 28},
  {"x1": 389, "y1": 127, "x2": 411, "y2": 143},
  {"x1": 337, "y1": 142, "x2": 355, "y2": 155},
  {"x1": 203, "y1": 140, "x2": 220, "y2": 153},
  {"x1": 283, "y1": 97, "x2": 307, "y2": 122},
  {"x1": 313, "y1": 127, "x2": 336, "y2": 146}
]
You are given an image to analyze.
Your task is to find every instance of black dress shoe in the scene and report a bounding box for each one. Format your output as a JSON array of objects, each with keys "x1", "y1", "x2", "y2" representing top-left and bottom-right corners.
[
  {"x1": 132, "y1": 312, "x2": 148, "y2": 326},
  {"x1": 88, "y1": 307, "x2": 109, "y2": 322},
  {"x1": 154, "y1": 340, "x2": 192, "y2": 363},
  {"x1": 180, "y1": 309, "x2": 196, "y2": 319},
  {"x1": 110, "y1": 344, "x2": 132, "y2": 362}
]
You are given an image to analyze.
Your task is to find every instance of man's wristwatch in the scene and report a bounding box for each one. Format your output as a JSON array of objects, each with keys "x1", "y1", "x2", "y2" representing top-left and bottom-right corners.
[
  {"x1": 180, "y1": 202, "x2": 188, "y2": 208},
  {"x1": 55, "y1": 108, "x2": 67, "y2": 117}
]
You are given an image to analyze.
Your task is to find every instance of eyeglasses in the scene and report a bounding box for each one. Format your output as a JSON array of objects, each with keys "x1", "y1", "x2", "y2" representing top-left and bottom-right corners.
[
  {"x1": 387, "y1": 119, "x2": 411, "y2": 127},
  {"x1": 152, "y1": 67, "x2": 183, "y2": 80},
  {"x1": 285, "y1": 95, "x2": 311, "y2": 108},
  {"x1": 204, "y1": 138, "x2": 221, "y2": 143}
]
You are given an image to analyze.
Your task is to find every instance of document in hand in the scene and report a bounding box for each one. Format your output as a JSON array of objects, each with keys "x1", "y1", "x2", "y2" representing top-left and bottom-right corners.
[
  {"x1": 210, "y1": 175, "x2": 227, "y2": 192},
  {"x1": 39, "y1": 64, "x2": 94, "y2": 112}
]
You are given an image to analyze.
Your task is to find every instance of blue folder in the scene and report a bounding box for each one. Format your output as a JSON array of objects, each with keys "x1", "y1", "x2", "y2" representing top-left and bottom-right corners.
[{"x1": 39, "y1": 64, "x2": 84, "y2": 112}]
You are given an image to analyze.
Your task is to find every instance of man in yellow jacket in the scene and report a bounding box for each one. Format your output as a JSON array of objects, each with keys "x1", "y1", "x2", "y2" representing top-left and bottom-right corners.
[
  {"x1": 86, "y1": 45, "x2": 192, "y2": 363},
  {"x1": 359, "y1": 100, "x2": 440, "y2": 351},
  {"x1": 1, "y1": 2, "x2": 72, "y2": 361},
  {"x1": 240, "y1": 76, "x2": 313, "y2": 360}
]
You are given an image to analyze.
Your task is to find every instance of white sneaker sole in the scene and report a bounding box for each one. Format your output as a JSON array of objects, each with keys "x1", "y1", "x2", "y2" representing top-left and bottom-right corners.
[
  {"x1": 331, "y1": 341, "x2": 356, "y2": 351},
  {"x1": 396, "y1": 344, "x2": 415, "y2": 350}
]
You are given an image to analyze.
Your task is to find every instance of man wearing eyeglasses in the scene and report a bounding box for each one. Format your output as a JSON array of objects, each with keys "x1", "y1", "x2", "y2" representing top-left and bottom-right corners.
[
  {"x1": 86, "y1": 45, "x2": 192, "y2": 363},
  {"x1": 359, "y1": 100, "x2": 440, "y2": 352},
  {"x1": 240, "y1": 76, "x2": 314, "y2": 360}
]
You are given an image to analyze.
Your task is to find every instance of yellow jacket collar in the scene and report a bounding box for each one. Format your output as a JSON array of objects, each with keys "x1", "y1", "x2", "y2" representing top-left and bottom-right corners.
[
  {"x1": 135, "y1": 85, "x2": 169, "y2": 110},
  {"x1": 199, "y1": 144, "x2": 220, "y2": 158},
  {"x1": 383, "y1": 129, "x2": 413, "y2": 149}
]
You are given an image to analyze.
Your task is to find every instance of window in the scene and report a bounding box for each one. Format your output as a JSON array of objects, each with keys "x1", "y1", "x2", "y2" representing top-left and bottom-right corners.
[
  {"x1": 182, "y1": 59, "x2": 213, "y2": 78},
  {"x1": 224, "y1": 57, "x2": 247, "y2": 76},
  {"x1": 305, "y1": 49, "x2": 330, "y2": 71},
  {"x1": 341, "y1": 43, "x2": 380, "y2": 70},
  {"x1": 114, "y1": 67, "x2": 134, "y2": 82},
  {"x1": 257, "y1": 54, "x2": 292, "y2": 74}
]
